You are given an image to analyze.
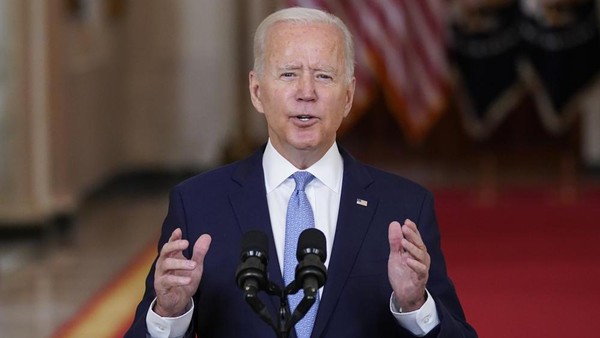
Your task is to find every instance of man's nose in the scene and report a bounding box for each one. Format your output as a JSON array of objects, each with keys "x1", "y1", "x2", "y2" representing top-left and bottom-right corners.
[{"x1": 296, "y1": 74, "x2": 316, "y2": 101}]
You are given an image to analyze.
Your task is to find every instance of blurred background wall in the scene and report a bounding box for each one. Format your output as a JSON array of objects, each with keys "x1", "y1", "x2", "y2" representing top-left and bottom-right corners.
[
  {"x1": 0, "y1": 0, "x2": 275, "y2": 225},
  {"x1": 2, "y1": 2, "x2": 600, "y2": 337},
  {"x1": 1, "y1": 0, "x2": 599, "y2": 226}
]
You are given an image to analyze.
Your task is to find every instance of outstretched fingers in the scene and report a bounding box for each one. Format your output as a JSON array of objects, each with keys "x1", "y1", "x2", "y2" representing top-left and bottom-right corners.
[
  {"x1": 401, "y1": 219, "x2": 430, "y2": 276},
  {"x1": 153, "y1": 228, "x2": 210, "y2": 317},
  {"x1": 156, "y1": 229, "x2": 193, "y2": 274},
  {"x1": 388, "y1": 219, "x2": 430, "y2": 311}
]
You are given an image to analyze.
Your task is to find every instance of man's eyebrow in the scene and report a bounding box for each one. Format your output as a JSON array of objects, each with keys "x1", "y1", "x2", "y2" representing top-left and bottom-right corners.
[
  {"x1": 278, "y1": 64, "x2": 302, "y2": 71},
  {"x1": 312, "y1": 66, "x2": 338, "y2": 74},
  {"x1": 276, "y1": 64, "x2": 339, "y2": 74}
]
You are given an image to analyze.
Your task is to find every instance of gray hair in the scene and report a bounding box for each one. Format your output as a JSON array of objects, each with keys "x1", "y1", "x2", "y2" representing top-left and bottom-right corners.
[{"x1": 253, "y1": 7, "x2": 355, "y2": 83}]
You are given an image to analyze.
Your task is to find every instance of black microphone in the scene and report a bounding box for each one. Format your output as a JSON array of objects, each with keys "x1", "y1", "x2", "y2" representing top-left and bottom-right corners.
[
  {"x1": 235, "y1": 230, "x2": 279, "y2": 331},
  {"x1": 285, "y1": 228, "x2": 327, "y2": 329},
  {"x1": 295, "y1": 228, "x2": 327, "y2": 300},
  {"x1": 235, "y1": 230, "x2": 269, "y2": 296}
]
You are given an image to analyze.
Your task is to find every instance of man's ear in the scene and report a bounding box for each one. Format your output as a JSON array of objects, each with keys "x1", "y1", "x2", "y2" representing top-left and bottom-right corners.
[
  {"x1": 343, "y1": 76, "x2": 356, "y2": 118},
  {"x1": 249, "y1": 71, "x2": 264, "y2": 114}
]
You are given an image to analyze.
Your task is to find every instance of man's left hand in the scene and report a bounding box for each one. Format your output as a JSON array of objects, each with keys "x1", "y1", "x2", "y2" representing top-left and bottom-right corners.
[{"x1": 388, "y1": 219, "x2": 430, "y2": 312}]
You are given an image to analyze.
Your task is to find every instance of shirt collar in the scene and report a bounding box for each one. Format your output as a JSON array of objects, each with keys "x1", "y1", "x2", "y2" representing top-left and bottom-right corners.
[{"x1": 263, "y1": 139, "x2": 343, "y2": 194}]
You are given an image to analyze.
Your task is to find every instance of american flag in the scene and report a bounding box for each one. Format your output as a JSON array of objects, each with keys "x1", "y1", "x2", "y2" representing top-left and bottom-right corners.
[{"x1": 286, "y1": 0, "x2": 450, "y2": 144}]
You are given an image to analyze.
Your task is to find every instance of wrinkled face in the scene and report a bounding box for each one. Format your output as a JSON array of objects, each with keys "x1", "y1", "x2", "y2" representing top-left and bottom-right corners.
[{"x1": 249, "y1": 21, "x2": 355, "y2": 166}]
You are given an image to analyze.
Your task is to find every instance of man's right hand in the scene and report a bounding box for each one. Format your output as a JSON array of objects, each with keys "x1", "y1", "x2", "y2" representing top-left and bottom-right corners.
[{"x1": 153, "y1": 228, "x2": 211, "y2": 317}]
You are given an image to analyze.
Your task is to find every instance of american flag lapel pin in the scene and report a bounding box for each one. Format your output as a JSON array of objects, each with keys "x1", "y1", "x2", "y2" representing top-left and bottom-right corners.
[{"x1": 356, "y1": 198, "x2": 368, "y2": 207}]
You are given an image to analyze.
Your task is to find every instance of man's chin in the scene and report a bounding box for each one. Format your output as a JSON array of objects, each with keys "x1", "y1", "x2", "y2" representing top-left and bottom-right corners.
[{"x1": 288, "y1": 138, "x2": 321, "y2": 152}]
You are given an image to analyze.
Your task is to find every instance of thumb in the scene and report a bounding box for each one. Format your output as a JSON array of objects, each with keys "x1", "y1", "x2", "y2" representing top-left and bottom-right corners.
[
  {"x1": 191, "y1": 234, "x2": 212, "y2": 266},
  {"x1": 388, "y1": 221, "x2": 403, "y2": 254}
]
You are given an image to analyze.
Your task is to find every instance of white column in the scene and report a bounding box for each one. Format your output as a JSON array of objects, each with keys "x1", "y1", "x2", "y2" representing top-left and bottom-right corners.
[
  {"x1": 30, "y1": 0, "x2": 52, "y2": 216},
  {"x1": 174, "y1": 0, "x2": 238, "y2": 167},
  {"x1": 0, "y1": 0, "x2": 9, "y2": 185}
]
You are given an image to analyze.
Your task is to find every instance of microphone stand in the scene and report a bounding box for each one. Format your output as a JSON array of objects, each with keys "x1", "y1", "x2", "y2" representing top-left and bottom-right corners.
[
  {"x1": 242, "y1": 278, "x2": 316, "y2": 338},
  {"x1": 237, "y1": 228, "x2": 326, "y2": 338}
]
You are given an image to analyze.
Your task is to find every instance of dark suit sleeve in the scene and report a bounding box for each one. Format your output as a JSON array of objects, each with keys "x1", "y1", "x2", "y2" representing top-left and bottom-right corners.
[
  {"x1": 124, "y1": 187, "x2": 197, "y2": 338},
  {"x1": 416, "y1": 191, "x2": 477, "y2": 338}
]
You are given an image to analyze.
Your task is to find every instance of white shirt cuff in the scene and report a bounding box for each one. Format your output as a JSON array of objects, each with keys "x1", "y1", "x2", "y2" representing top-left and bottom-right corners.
[
  {"x1": 389, "y1": 290, "x2": 440, "y2": 337},
  {"x1": 146, "y1": 298, "x2": 194, "y2": 338}
]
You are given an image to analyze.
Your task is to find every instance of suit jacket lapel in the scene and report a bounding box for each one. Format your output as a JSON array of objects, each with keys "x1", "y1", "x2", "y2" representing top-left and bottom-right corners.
[
  {"x1": 227, "y1": 146, "x2": 379, "y2": 337},
  {"x1": 228, "y1": 147, "x2": 286, "y2": 318},
  {"x1": 312, "y1": 149, "x2": 379, "y2": 337}
]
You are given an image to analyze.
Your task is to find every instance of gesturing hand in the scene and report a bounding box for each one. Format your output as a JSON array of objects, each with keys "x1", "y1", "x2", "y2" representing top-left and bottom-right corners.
[
  {"x1": 153, "y1": 228, "x2": 212, "y2": 317},
  {"x1": 388, "y1": 219, "x2": 430, "y2": 312}
]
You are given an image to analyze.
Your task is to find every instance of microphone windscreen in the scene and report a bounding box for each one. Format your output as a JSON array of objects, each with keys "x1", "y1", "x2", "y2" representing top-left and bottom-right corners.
[
  {"x1": 241, "y1": 230, "x2": 269, "y2": 261},
  {"x1": 297, "y1": 228, "x2": 326, "y2": 261}
]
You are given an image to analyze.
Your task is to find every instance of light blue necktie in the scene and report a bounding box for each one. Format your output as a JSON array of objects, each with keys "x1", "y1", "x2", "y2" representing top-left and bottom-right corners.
[{"x1": 283, "y1": 171, "x2": 319, "y2": 338}]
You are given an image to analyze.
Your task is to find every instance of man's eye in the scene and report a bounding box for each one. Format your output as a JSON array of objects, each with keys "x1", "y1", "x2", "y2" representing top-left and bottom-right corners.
[
  {"x1": 281, "y1": 72, "x2": 295, "y2": 78},
  {"x1": 317, "y1": 74, "x2": 333, "y2": 80}
]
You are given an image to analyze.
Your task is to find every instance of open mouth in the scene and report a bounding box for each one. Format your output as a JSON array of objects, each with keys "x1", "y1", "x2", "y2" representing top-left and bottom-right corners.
[{"x1": 296, "y1": 115, "x2": 312, "y2": 122}]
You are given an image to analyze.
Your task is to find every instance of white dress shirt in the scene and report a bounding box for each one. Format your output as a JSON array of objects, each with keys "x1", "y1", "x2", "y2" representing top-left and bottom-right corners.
[
  {"x1": 146, "y1": 140, "x2": 439, "y2": 337},
  {"x1": 262, "y1": 139, "x2": 343, "y2": 274}
]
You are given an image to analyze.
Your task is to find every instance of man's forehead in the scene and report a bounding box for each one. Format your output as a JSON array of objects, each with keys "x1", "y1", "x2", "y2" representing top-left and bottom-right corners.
[
  {"x1": 267, "y1": 50, "x2": 344, "y2": 73},
  {"x1": 267, "y1": 21, "x2": 342, "y2": 41},
  {"x1": 261, "y1": 21, "x2": 347, "y2": 74},
  {"x1": 265, "y1": 22, "x2": 343, "y2": 54}
]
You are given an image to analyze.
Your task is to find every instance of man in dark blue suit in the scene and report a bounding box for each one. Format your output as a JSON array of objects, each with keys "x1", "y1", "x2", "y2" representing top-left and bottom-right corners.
[{"x1": 126, "y1": 7, "x2": 477, "y2": 338}]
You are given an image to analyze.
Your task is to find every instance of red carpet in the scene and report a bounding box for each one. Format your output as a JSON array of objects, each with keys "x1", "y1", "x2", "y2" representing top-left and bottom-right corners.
[
  {"x1": 53, "y1": 186, "x2": 600, "y2": 337},
  {"x1": 51, "y1": 241, "x2": 157, "y2": 338},
  {"x1": 435, "y1": 187, "x2": 600, "y2": 338}
]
